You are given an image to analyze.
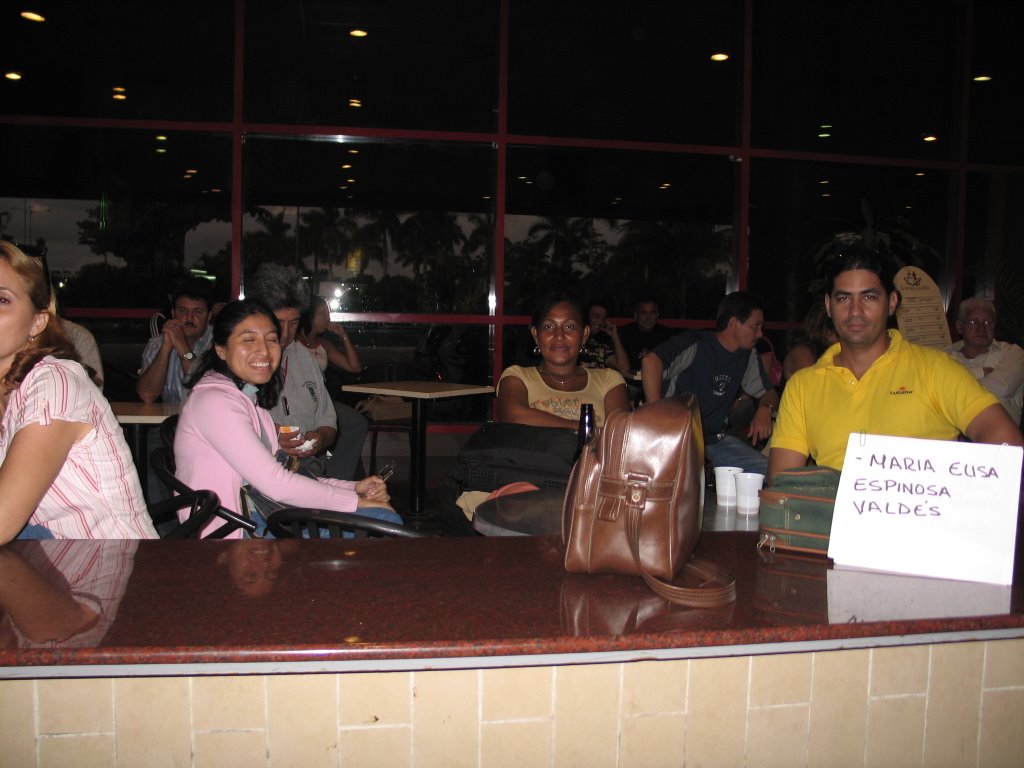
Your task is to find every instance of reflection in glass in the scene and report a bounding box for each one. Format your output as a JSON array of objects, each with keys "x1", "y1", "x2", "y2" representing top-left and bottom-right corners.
[
  {"x1": 0, "y1": 2, "x2": 233, "y2": 121},
  {"x1": 749, "y1": 159, "x2": 950, "y2": 323},
  {"x1": 244, "y1": 1, "x2": 498, "y2": 131},
  {"x1": 510, "y1": 0, "x2": 740, "y2": 144},
  {"x1": 0, "y1": 126, "x2": 231, "y2": 308},
  {"x1": 505, "y1": 146, "x2": 735, "y2": 319},
  {"x1": 243, "y1": 137, "x2": 494, "y2": 315},
  {"x1": 752, "y1": 0, "x2": 956, "y2": 159},
  {"x1": 0, "y1": 540, "x2": 137, "y2": 648}
]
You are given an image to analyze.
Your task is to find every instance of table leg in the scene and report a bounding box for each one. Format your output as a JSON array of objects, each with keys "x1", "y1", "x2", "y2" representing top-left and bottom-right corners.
[{"x1": 406, "y1": 400, "x2": 429, "y2": 519}]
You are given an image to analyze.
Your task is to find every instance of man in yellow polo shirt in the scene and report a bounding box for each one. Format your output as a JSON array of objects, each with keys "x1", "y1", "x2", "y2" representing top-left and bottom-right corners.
[{"x1": 768, "y1": 240, "x2": 1022, "y2": 475}]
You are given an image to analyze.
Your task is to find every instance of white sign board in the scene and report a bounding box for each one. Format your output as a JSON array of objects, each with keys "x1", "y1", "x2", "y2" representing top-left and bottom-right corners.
[{"x1": 829, "y1": 433, "x2": 1022, "y2": 584}]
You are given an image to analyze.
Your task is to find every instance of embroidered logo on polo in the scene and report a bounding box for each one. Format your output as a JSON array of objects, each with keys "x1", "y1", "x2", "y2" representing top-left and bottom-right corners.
[{"x1": 889, "y1": 385, "x2": 914, "y2": 396}]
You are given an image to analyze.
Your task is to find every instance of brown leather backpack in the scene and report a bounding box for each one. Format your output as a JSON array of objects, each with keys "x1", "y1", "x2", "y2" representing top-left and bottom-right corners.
[{"x1": 562, "y1": 394, "x2": 736, "y2": 608}]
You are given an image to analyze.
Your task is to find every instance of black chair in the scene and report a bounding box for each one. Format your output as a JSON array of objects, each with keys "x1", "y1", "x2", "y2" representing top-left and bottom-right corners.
[
  {"x1": 265, "y1": 507, "x2": 430, "y2": 539},
  {"x1": 150, "y1": 446, "x2": 256, "y2": 538},
  {"x1": 147, "y1": 489, "x2": 223, "y2": 539},
  {"x1": 159, "y1": 414, "x2": 179, "y2": 448}
]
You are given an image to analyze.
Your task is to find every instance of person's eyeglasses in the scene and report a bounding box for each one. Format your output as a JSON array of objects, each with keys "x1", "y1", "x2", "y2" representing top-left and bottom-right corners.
[{"x1": 963, "y1": 319, "x2": 995, "y2": 329}]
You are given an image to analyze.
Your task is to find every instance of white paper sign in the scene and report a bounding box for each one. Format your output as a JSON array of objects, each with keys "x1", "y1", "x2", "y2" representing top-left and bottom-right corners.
[{"x1": 829, "y1": 433, "x2": 1022, "y2": 584}]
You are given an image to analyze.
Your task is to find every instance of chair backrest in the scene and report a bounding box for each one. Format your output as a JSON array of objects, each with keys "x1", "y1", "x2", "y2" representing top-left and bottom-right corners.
[
  {"x1": 149, "y1": 445, "x2": 257, "y2": 538},
  {"x1": 265, "y1": 508, "x2": 429, "y2": 539},
  {"x1": 148, "y1": 489, "x2": 221, "y2": 539},
  {"x1": 159, "y1": 414, "x2": 179, "y2": 448}
]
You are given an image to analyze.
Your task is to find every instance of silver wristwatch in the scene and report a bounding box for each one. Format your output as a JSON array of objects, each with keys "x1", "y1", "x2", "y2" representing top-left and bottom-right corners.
[{"x1": 182, "y1": 351, "x2": 195, "y2": 361}]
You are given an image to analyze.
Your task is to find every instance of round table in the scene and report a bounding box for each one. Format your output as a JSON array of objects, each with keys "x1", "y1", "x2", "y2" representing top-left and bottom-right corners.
[{"x1": 472, "y1": 488, "x2": 565, "y2": 536}]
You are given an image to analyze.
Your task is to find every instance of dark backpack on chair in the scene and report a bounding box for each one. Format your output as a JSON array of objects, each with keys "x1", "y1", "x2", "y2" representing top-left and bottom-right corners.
[
  {"x1": 444, "y1": 422, "x2": 578, "y2": 493},
  {"x1": 436, "y1": 423, "x2": 579, "y2": 534}
]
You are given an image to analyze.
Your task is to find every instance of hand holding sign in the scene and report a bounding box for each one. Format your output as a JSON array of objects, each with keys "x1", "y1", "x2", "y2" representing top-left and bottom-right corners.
[{"x1": 828, "y1": 433, "x2": 1022, "y2": 584}]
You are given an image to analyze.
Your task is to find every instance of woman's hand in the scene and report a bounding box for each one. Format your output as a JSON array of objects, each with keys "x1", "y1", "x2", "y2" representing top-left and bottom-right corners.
[{"x1": 355, "y1": 476, "x2": 392, "y2": 508}]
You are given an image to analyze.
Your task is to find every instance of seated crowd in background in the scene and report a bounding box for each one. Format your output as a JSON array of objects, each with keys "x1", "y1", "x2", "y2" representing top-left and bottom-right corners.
[
  {"x1": 0, "y1": 242, "x2": 156, "y2": 543},
  {"x1": 174, "y1": 299, "x2": 396, "y2": 538}
]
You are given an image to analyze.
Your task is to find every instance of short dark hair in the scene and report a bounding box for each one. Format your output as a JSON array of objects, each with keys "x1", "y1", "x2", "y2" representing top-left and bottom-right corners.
[
  {"x1": 822, "y1": 235, "x2": 896, "y2": 296},
  {"x1": 172, "y1": 277, "x2": 213, "y2": 309},
  {"x1": 715, "y1": 291, "x2": 764, "y2": 332},
  {"x1": 530, "y1": 292, "x2": 585, "y2": 329},
  {"x1": 187, "y1": 298, "x2": 283, "y2": 409},
  {"x1": 247, "y1": 264, "x2": 311, "y2": 313}
]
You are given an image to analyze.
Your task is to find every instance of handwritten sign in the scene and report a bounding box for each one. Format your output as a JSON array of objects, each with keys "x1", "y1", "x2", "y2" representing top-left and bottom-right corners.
[
  {"x1": 894, "y1": 266, "x2": 951, "y2": 348},
  {"x1": 829, "y1": 433, "x2": 1022, "y2": 584}
]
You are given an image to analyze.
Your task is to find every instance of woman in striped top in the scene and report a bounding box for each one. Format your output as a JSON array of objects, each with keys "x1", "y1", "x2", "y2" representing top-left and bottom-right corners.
[{"x1": 0, "y1": 242, "x2": 157, "y2": 543}]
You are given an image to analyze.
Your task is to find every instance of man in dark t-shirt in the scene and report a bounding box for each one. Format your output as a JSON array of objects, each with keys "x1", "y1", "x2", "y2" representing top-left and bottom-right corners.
[
  {"x1": 618, "y1": 299, "x2": 673, "y2": 370},
  {"x1": 641, "y1": 292, "x2": 779, "y2": 474}
]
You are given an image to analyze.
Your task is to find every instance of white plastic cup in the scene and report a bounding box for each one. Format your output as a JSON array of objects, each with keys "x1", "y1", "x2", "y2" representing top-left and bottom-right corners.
[
  {"x1": 735, "y1": 472, "x2": 765, "y2": 514},
  {"x1": 713, "y1": 466, "x2": 743, "y2": 505}
]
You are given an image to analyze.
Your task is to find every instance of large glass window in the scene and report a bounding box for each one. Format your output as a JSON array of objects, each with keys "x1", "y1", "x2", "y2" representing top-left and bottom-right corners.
[
  {"x1": 968, "y1": 1, "x2": 1024, "y2": 163},
  {"x1": 243, "y1": 136, "x2": 495, "y2": 314},
  {"x1": 752, "y1": 1, "x2": 958, "y2": 160},
  {"x1": 244, "y1": 1, "x2": 499, "y2": 132},
  {"x1": 0, "y1": 2, "x2": 233, "y2": 121},
  {"x1": 505, "y1": 146, "x2": 735, "y2": 319},
  {"x1": 0, "y1": 125, "x2": 232, "y2": 308},
  {"x1": 509, "y1": 0, "x2": 741, "y2": 144},
  {"x1": 749, "y1": 159, "x2": 951, "y2": 321}
]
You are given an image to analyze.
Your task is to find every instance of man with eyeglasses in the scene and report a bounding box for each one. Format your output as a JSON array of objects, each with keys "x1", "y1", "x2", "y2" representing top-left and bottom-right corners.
[
  {"x1": 768, "y1": 240, "x2": 1022, "y2": 476},
  {"x1": 947, "y1": 297, "x2": 1024, "y2": 425}
]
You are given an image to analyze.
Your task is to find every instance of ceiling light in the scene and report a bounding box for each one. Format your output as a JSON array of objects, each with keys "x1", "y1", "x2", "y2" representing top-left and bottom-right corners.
[
  {"x1": 348, "y1": 149, "x2": 358, "y2": 155},
  {"x1": 20, "y1": 11, "x2": 45, "y2": 22},
  {"x1": 346, "y1": 178, "x2": 356, "y2": 183},
  {"x1": 5, "y1": 72, "x2": 22, "y2": 80},
  {"x1": 819, "y1": 123, "x2": 832, "y2": 129},
  {"x1": 112, "y1": 86, "x2": 126, "y2": 93},
  {"x1": 348, "y1": 98, "x2": 362, "y2": 108},
  {"x1": 710, "y1": 53, "x2": 729, "y2": 62},
  {"x1": 183, "y1": 174, "x2": 192, "y2": 179},
  {"x1": 155, "y1": 135, "x2": 167, "y2": 141},
  {"x1": 915, "y1": 172, "x2": 925, "y2": 177},
  {"x1": 112, "y1": 94, "x2": 126, "y2": 100},
  {"x1": 341, "y1": 163, "x2": 352, "y2": 169},
  {"x1": 350, "y1": 29, "x2": 368, "y2": 38},
  {"x1": 821, "y1": 193, "x2": 831, "y2": 198},
  {"x1": 973, "y1": 75, "x2": 992, "y2": 82},
  {"x1": 156, "y1": 148, "x2": 167, "y2": 154},
  {"x1": 339, "y1": 185, "x2": 349, "y2": 190},
  {"x1": 658, "y1": 183, "x2": 671, "y2": 189},
  {"x1": 818, "y1": 132, "x2": 831, "y2": 138},
  {"x1": 819, "y1": 179, "x2": 830, "y2": 185},
  {"x1": 922, "y1": 135, "x2": 938, "y2": 142},
  {"x1": 186, "y1": 168, "x2": 197, "y2": 174}
]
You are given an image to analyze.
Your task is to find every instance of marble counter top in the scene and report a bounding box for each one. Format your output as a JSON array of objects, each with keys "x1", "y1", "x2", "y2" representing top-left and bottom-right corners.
[{"x1": 1, "y1": 532, "x2": 1022, "y2": 677}]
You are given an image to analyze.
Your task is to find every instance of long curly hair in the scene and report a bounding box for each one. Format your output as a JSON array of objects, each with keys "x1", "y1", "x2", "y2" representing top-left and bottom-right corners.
[{"x1": 0, "y1": 242, "x2": 83, "y2": 393}]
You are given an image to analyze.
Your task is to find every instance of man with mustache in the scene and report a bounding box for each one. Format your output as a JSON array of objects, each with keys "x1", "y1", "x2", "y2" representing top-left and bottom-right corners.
[
  {"x1": 768, "y1": 239, "x2": 1022, "y2": 476},
  {"x1": 137, "y1": 280, "x2": 213, "y2": 404}
]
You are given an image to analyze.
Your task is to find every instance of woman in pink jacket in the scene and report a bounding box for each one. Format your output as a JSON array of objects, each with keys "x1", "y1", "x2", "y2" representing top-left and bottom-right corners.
[{"x1": 174, "y1": 299, "x2": 396, "y2": 537}]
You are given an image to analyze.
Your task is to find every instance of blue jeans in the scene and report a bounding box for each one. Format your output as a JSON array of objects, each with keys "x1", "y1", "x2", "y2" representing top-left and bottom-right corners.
[
  {"x1": 16, "y1": 523, "x2": 54, "y2": 539},
  {"x1": 706, "y1": 435, "x2": 768, "y2": 475}
]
